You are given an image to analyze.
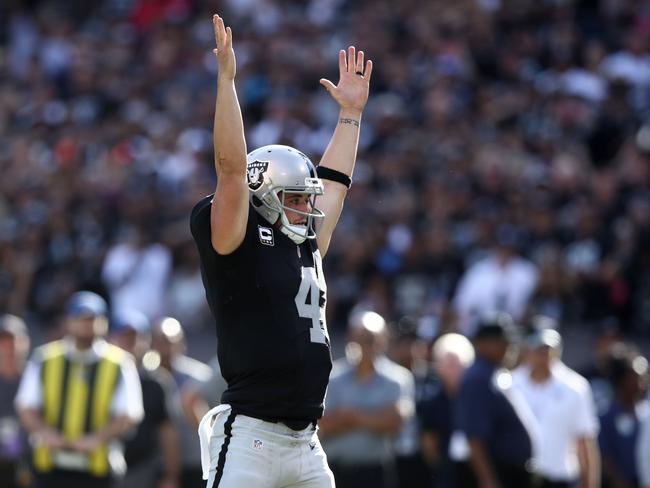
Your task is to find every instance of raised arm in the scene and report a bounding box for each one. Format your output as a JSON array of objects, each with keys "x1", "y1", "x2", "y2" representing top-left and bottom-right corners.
[
  {"x1": 316, "y1": 46, "x2": 372, "y2": 257},
  {"x1": 210, "y1": 15, "x2": 249, "y2": 255}
]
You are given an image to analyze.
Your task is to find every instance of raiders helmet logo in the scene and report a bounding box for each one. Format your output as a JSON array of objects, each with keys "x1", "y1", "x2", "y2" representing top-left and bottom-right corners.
[{"x1": 247, "y1": 160, "x2": 269, "y2": 190}]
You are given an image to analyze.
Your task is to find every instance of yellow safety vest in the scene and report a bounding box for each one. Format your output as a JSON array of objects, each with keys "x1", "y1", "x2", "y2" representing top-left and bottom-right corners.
[{"x1": 33, "y1": 340, "x2": 124, "y2": 477}]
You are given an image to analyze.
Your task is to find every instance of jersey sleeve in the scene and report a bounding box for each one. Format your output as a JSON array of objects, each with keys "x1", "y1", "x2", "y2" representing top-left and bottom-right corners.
[
  {"x1": 190, "y1": 195, "x2": 217, "y2": 260},
  {"x1": 190, "y1": 195, "x2": 257, "y2": 262}
]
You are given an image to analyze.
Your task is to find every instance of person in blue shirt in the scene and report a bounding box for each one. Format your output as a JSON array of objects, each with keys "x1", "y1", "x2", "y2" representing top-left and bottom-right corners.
[
  {"x1": 599, "y1": 347, "x2": 648, "y2": 488},
  {"x1": 454, "y1": 312, "x2": 536, "y2": 488},
  {"x1": 420, "y1": 333, "x2": 475, "y2": 488}
]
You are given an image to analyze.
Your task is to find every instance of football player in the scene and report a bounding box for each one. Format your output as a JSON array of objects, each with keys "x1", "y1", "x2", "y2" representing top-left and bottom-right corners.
[{"x1": 190, "y1": 14, "x2": 372, "y2": 488}]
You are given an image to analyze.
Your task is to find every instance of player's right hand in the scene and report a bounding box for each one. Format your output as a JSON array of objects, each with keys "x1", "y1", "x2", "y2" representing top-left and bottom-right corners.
[{"x1": 212, "y1": 14, "x2": 236, "y2": 80}]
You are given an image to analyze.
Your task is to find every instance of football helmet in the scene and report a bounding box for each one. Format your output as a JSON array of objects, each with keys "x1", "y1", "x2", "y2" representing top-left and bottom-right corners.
[{"x1": 246, "y1": 144, "x2": 324, "y2": 244}]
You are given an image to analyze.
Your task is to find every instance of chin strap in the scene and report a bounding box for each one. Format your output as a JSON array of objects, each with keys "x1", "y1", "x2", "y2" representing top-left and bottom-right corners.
[
  {"x1": 277, "y1": 204, "x2": 321, "y2": 245},
  {"x1": 280, "y1": 224, "x2": 308, "y2": 244}
]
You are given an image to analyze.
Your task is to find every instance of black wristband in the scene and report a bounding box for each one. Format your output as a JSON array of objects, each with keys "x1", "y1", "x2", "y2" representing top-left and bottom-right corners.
[{"x1": 317, "y1": 166, "x2": 352, "y2": 189}]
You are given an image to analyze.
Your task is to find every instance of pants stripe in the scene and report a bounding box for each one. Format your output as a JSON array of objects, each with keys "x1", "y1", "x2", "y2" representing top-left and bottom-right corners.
[{"x1": 210, "y1": 410, "x2": 237, "y2": 488}]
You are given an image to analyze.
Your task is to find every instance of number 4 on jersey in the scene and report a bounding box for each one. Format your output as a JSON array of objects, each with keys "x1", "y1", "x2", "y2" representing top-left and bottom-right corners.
[{"x1": 295, "y1": 265, "x2": 329, "y2": 345}]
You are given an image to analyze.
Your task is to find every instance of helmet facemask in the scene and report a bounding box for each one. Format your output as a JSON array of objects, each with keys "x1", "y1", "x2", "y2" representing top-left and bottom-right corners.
[{"x1": 258, "y1": 177, "x2": 325, "y2": 244}]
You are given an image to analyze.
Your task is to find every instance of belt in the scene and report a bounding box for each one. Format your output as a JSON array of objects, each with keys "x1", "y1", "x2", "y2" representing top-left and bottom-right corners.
[{"x1": 239, "y1": 411, "x2": 315, "y2": 431}]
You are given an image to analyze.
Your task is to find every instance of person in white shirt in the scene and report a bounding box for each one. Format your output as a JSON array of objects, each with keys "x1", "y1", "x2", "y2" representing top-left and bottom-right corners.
[
  {"x1": 512, "y1": 326, "x2": 600, "y2": 488},
  {"x1": 453, "y1": 225, "x2": 538, "y2": 336},
  {"x1": 101, "y1": 223, "x2": 172, "y2": 322}
]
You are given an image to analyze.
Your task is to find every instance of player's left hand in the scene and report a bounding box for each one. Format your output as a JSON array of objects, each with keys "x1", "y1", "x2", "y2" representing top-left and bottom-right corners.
[
  {"x1": 320, "y1": 46, "x2": 372, "y2": 113},
  {"x1": 212, "y1": 14, "x2": 236, "y2": 80}
]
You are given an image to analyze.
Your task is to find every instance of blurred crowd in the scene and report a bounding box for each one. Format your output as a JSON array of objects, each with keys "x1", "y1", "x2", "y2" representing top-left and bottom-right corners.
[
  {"x1": 3, "y1": 0, "x2": 650, "y2": 486},
  {"x1": 2, "y1": 0, "x2": 650, "y2": 336}
]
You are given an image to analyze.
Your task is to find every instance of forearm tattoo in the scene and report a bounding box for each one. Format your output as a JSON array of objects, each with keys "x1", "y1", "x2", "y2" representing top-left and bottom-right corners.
[{"x1": 339, "y1": 117, "x2": 360, "y2": 127}]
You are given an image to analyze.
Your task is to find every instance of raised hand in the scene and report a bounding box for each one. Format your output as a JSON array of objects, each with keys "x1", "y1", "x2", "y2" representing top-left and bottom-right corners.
[
  {"x1": 212, "y1": 14, "x2": 236, "y2": 80},
  {"x1": 320, "y1": 46, "x2": 373, "y2": 113}
]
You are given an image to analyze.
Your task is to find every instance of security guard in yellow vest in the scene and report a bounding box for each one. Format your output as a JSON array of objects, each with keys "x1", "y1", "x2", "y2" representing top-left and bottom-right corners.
[{"x1": 15, "y1": 291, "x2": 144, "y2": 488}]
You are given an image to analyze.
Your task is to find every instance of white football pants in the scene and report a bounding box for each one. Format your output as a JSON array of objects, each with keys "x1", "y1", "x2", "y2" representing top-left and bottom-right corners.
[{"x1": 203, "y1": 406, "x2": 335, "y2": 488}]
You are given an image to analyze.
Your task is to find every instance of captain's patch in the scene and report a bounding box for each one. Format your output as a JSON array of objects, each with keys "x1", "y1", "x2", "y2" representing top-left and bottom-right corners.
[{"x1": 258, "y1": 225, "x2": 274, "y2": 246}]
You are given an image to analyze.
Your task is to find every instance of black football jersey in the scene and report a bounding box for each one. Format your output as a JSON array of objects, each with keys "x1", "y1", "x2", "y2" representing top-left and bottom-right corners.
[{"x1": 190, "y1": 196, "x2": 332, "y2": 421}]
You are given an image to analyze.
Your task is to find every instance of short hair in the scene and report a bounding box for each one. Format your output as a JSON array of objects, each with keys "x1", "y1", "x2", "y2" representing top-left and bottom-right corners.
[
  {"x1": 608, "y1": 345, "x2": 649, "y2": 388},
  {"x1": 433, "y1": 333, "x2": 475, "y2": 368}
]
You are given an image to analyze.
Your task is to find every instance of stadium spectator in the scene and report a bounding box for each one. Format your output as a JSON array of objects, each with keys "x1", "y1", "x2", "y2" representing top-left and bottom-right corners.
[
  {"x1": 452, "y1": 225, "x2": 539, "y2": 336},
  {"x1": 151, "y1": 317, "x2": 211, "y2": 488},
  {"x1": 599, "y1": 348, "x2": 649, "y2": 488},
  {"x1": 320, "y1": 311, "x2": 414, "y2": 488},
  {"x1": 101, "y1": 222, "x2": 172, "y2": 322},
  {"x1": 455, "y1": 312, "x2": 538, "y2": 488},
  {"x1": 0, "y1": 315, "x2": 31, "y2": 488},
  {"x1": 580, "y1": 319, "x2": 626, "y2": 416},
  {"x1": 14, "y1": 291, "x2": 143, "y2": 488},
  {"x1": 513, "y1": 326, "x2": 600, "y2": 488},
  {"x1": 420, "y1": 332, "x2": 475, "y2": 488},
  {"x1": 387, "y1": 317, "x2": 437, "y2": 487},
  {"x1": 110, "y1": 309, "x2": 180, "y2": 488}
]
